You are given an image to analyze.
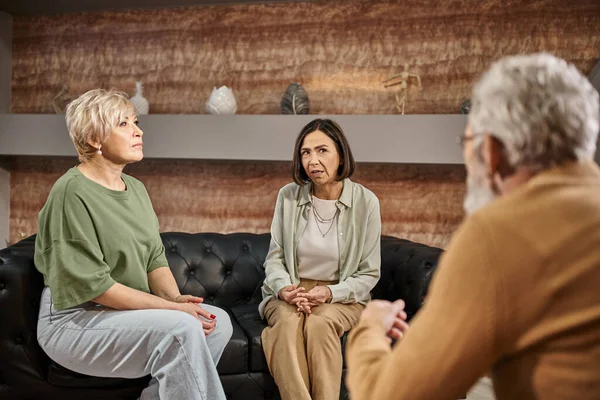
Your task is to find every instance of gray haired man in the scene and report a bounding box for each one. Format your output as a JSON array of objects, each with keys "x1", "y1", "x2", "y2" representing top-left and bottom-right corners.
[{"x1": 346, "y1": 53, "x2": 600, "y2": 400}]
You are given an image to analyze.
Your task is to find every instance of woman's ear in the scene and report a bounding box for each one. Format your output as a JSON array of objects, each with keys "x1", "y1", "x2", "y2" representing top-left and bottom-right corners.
[{"x1": 87, "y1": 138, "x2": 101, "y2": 149}]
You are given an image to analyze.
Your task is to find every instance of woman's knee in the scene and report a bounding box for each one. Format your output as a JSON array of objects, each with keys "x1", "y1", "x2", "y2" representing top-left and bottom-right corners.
[
  {"x1": 205, "y1": 305, "x2": 233, "y2": 341},
  {"x1": 170, "y1": 311, "x2": 207, "y2": 340},
  {"x1": 304, "y1": 314, "x2": 339, "y2": 337},
  {"x1": 215, "y1": 311, "x2": 233, "y2": 341}
]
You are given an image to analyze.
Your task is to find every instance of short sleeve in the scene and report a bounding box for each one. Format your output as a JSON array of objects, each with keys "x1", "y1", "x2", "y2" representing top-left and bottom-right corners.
[
  {"x1": 34, "y1": 183, "x2": 115, "y2": 310},
  {"x1": 148, "y1": 213, "x2": 168, "y2": 273},
  {"x1": 39, "y1": 239, "x2": 116, "y2": 309}
]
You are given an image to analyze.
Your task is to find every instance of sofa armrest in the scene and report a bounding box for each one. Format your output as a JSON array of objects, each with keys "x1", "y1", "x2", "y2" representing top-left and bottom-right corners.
[{"x1": 0, "y1": 250, "x2": 50, "y2": 389}]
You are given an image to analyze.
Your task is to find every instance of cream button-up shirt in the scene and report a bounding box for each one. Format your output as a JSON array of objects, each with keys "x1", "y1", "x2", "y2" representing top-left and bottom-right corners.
[{"x1": 259, "y1": 178, "x2": 382, "y2": 318}]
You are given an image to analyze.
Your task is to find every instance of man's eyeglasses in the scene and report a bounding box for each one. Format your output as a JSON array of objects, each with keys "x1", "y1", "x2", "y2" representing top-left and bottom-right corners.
[{"x1": 456, "y1": 135, "x2": 476, "y2": 147}]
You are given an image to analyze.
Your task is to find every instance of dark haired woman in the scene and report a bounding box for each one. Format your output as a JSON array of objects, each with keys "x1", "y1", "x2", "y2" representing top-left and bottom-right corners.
[{"x1": 259, "y1": 118, "x2": 382, "y2": 400}]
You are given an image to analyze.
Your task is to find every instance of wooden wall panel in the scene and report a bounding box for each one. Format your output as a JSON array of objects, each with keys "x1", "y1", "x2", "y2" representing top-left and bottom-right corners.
[
  {"x1": 8, "y1": 157, "x2": 465, "y2": 248},
  {"x1": 8, "y1": 0, "x2": 595, "y2": 249},
  {"x1": 11, "y1": 0, "x2": 600, "y2": 115}
]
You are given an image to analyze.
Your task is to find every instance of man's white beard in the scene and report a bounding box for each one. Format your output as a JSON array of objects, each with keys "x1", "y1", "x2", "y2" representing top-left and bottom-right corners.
[{"x1": 463, "y1": 172, "x2": 498, "y2": 215}]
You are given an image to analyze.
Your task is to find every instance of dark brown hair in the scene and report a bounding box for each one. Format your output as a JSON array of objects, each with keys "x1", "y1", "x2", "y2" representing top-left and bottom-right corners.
[{"x1": 292, "y1": 118, "x2": 356, "y2": 185}]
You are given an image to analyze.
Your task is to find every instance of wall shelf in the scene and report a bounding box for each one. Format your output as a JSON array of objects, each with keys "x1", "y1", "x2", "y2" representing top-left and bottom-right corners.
[{"x1": 0, "y1": 114, "x2": 468, "y2": 165}]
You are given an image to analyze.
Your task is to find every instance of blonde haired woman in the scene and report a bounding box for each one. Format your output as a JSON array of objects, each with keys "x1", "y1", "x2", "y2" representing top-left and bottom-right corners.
[{"x1": 35, "y1": 88, "x2": 231, "y2": 400}]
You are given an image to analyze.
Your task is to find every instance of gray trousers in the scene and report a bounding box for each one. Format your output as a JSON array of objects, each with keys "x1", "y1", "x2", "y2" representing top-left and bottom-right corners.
[{"x1": 37, "y1": 287, "x2": 232, "y2": 400}]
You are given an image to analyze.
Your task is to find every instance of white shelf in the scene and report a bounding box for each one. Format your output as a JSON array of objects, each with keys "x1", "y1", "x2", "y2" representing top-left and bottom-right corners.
[{"x1": 0, "y1": 114, "x2": 468, "y2": 164}]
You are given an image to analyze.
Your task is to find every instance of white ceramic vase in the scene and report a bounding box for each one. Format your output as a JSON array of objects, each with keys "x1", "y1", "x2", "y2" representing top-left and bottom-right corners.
[
  {"x1": 130, "y1": 81, "x2": 149, "y2": 115},
  {"x1": 205, "y1": 86, "x2": 237, "y2": 115}
]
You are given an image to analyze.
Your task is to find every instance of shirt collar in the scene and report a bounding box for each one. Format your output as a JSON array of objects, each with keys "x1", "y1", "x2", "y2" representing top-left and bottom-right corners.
[{"x1": 298, "y1": 178, "x2": 353, "y2": 208}]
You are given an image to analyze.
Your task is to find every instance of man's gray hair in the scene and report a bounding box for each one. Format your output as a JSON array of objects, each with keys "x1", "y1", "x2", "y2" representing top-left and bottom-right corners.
[{"x1": 468, "y1": 53, "x2": 599, "y2": 170}]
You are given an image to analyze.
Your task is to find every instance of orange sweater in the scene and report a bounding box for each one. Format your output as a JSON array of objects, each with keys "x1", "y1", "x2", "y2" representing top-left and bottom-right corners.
[{"x1": 347, "y1": 160, "x2": 600, "y2": 400}]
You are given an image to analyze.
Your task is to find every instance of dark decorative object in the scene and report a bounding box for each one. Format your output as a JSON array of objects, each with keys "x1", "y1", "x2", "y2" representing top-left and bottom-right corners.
[
  {"x1": 281, "y1": 83, "x2": 309, "y2": 114},
  {"x1": 460, "y1": 99, "x2": 471, "y2": 114}
]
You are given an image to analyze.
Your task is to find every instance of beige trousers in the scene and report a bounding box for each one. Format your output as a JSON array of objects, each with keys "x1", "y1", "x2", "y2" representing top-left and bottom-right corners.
[{"x1": 261, "y1": 279, "x2": 364, "y2": 400}]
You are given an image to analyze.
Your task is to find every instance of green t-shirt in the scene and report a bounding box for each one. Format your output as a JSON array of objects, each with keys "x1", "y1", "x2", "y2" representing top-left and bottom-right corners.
[{"x1": 34, "y1": 167, "x2": 169, "y2": 310}]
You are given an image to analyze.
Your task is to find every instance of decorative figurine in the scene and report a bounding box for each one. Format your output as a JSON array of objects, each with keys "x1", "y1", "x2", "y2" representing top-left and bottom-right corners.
[
  {"x1": 51, "y1": 85, "x2": 73, "y2": 114},
  {"x1": 382, "y1": 63, "x2": 422, "y2": 115}
]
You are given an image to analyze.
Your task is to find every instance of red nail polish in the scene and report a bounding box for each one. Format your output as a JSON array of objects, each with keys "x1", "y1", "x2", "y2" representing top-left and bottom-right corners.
[{"x1": 210, "y1": 314, "x2": 216, "y2": 319}]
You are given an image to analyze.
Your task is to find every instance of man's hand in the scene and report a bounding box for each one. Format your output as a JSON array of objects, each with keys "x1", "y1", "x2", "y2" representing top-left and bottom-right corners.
[
  {"x1": 176, "y1": 302, "x2": 217, "y2": 336},
  {"x1": 292, "y1": 286, "x2": 332, "y2": 314},
  {"x1": 278, "y1": 284, "x2": 306, "y2": 304},
  {"x1": 360, "y1": 299, "x2": 409, "y2": 341}
]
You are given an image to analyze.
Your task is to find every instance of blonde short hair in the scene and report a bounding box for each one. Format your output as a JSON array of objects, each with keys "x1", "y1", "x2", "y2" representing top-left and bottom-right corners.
[{"x1": 65, "y1": 88, "x2": 135, "y2": 162}]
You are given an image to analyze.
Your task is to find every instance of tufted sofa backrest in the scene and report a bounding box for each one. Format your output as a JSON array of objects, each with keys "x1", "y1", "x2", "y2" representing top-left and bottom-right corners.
[
  {"x1": 162, "y1": 232, "x2": 271, "y2": 308},
  {"x1": 160, "y1": 232, "x2": 444, "y2": 318}
]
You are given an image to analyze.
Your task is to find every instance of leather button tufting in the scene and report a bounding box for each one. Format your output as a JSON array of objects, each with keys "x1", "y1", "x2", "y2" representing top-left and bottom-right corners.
[
  {"x1": 0, "y1": 283, "x2": 5, "y2": 290},
  {"x1": 206, "y1": 248, "x2": 211, "y2": 253},
  {"x1": 14, "y1": 336, "x2": 23, "y2": 345},
  {"x1": 226, "y1": 270, "x2": 232, "y2": 276},
  {"x1": 242, "y1": 245, "x2": 249, "y2": 251},
  {"x1": 189, "y1": 270, "x2": 195, "y2": 276}
]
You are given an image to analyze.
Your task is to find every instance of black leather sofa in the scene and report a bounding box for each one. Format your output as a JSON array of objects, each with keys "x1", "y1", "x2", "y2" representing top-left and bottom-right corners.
[{"x1": 0, "y1": 232, "x2": 444, "y2": 400}]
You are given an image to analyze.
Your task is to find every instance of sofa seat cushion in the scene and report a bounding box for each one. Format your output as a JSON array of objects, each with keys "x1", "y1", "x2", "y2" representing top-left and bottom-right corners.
[
  {"x1": 230, "y1": 304, "x2": 269, "y2": 373},
  {"x1": 217, "y1": 315, "x2": 249, "y2": 375},
  {"x1": 221, "y1": 372, "x2": 280, "y2": 400}
]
